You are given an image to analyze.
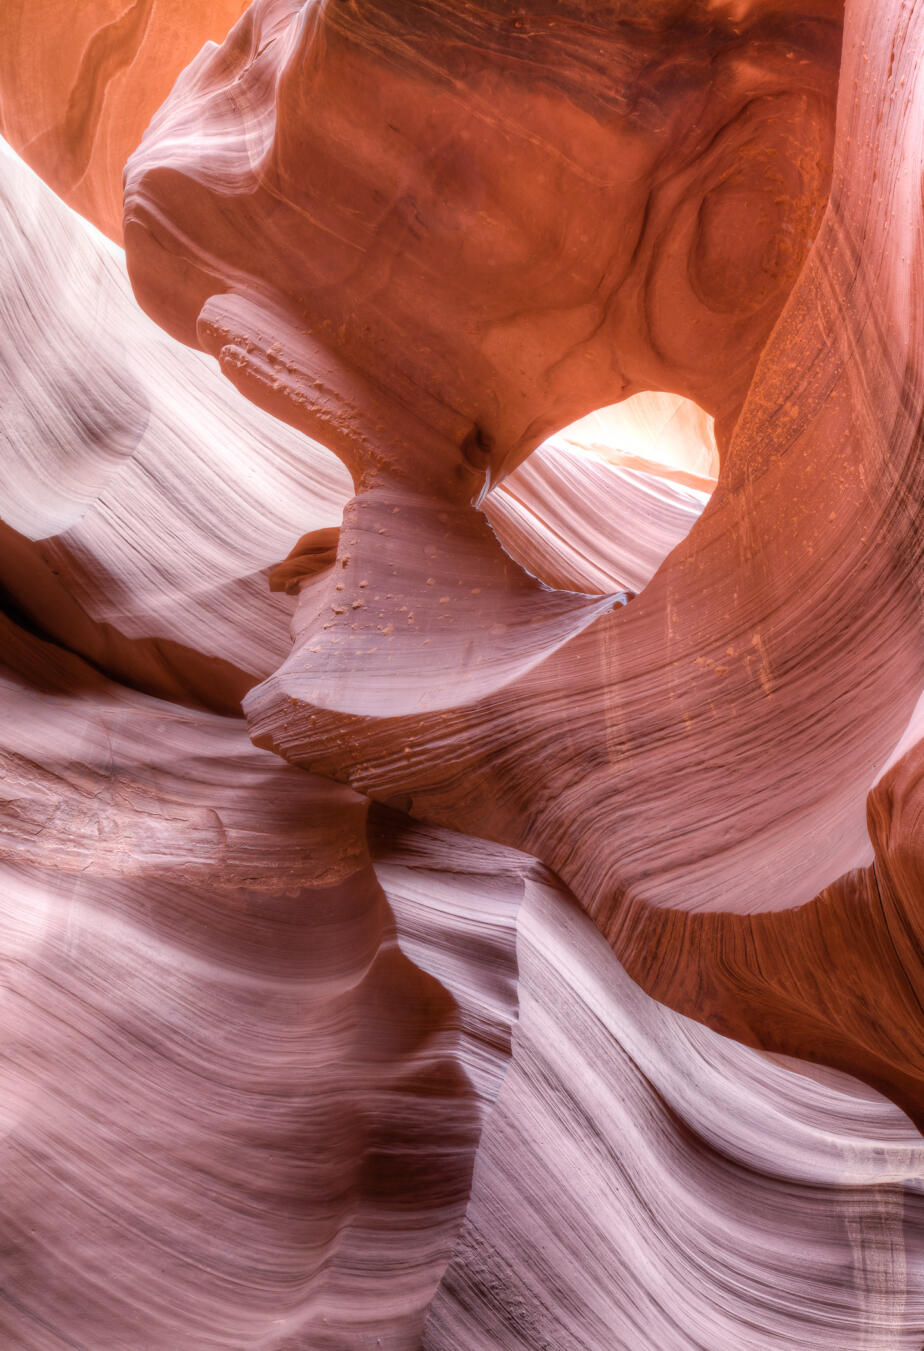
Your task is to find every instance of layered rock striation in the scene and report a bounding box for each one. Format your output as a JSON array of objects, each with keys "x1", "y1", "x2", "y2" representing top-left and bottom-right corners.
[
  {"x1": 123, "y1": 0, "x2": 924, "y2": 1123},
  {"x1": 0, "y1": 0, "x2": 922, "y2": 1345}
]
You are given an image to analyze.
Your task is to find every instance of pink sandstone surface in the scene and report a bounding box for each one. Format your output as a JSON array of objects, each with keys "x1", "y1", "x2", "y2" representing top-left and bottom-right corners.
[{"x1": 0, "y1": 0, "x2": 922, "y2": 1345}]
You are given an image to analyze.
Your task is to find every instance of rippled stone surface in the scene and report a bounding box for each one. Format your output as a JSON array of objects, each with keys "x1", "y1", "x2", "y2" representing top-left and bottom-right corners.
[
  {"x1": 0, "y1": 0, "x2": 922, "y2": 1345},
  {"x1": 0, "y1": 0, "x2": 250, "y2": 240},
  {"x1": 122, "y1": 0, "x2": 922, "y2": 1113}
]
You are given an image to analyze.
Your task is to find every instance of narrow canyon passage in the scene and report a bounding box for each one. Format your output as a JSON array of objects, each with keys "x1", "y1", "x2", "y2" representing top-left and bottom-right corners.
[{"x1": 0, "y1": 0, "x2": 922, "y2": 1346}]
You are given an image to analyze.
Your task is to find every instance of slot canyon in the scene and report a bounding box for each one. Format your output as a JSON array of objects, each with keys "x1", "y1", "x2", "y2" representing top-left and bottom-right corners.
[{"x1": 0, "y1": 0, "x2": 922, "y2": 1346}]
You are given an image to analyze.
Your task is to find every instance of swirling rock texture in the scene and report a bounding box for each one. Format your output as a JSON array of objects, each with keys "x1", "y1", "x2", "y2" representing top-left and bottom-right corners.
[
  {"x1": 0, "y1": 0, "x2": 252, "y2": 241},
  {"x1": 0, "y1": 0, "x2": 923, "y2": 1347}
]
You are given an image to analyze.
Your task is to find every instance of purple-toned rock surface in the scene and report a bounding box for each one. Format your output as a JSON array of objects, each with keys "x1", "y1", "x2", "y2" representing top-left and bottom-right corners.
[{"x1": 0, "y1": 0, "x2": 922, "y2": 1344}]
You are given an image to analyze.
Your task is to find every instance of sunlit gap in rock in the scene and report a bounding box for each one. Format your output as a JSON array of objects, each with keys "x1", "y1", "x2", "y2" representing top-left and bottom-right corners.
[{"x1": 483, "y1": 392, "x2": 716, "y2": 600}]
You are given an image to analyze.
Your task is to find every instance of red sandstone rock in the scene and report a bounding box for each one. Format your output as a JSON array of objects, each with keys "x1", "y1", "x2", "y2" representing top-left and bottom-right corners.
[
  {"x1": 0, "y1": 611, "x2": 522, "y2": 1348},
  {"x1": 122, "y1": 0, "x2": 922, "y2": 1123},
  {"x1": 124, "y1": 0, "x2": 841, "y2": 477},
  {"x1": 0, "y1": 0, "x2": 923, "y2": 1343},
  {"x1": 0, "y1": 0, "x2": 250, "y2": 239}
]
